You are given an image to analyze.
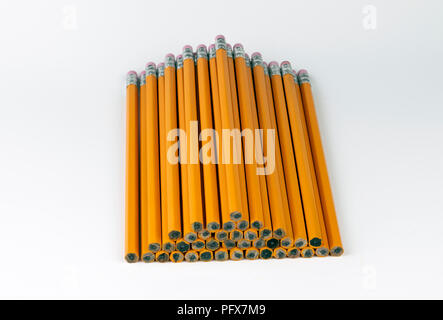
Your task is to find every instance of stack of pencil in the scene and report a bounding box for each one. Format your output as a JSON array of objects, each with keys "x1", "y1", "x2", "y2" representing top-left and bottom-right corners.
[{"x1": 124, "y1": 35, "x2": 343, "y2": 263}]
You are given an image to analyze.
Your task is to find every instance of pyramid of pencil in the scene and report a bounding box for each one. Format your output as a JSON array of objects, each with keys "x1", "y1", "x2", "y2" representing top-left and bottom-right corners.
[{"x1": 124, "y1": 35, "x2": 343, "y2": 263}]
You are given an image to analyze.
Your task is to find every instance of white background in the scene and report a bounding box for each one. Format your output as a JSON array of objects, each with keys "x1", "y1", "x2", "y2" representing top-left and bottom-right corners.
[{"x1": 0, "y1": 0, "x2": 442, "y2": 299}]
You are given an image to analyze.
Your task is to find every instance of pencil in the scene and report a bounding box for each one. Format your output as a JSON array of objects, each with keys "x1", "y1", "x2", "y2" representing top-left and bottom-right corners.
[
  {"x1": 281, "y1": 61, "x2": 322, "y2": 247},
  {"x1": 229, "y1": 229, "x2": 243, "y2": 241},
  {"x1": 227, "y1": 43, "x2": 250, "y2": 231},
  {"x1": 124, "y1": 71, "x2": 140, "y2": 263},
  {"x1": 237, "y1": 239, "x2": 251, "y2": 249},
  {"x1": 263, "y1": 61, "x2": 293, "y2": 248},
  {"x1": 208, "y1": 44, "x2": 235, "y2": 232},
  {"x1": 215, "y1": 35, "x2": 243, "y2": 222},
  {"x1": 185, "y1": 250, "x2": 199, "y2": 262},
  {"x1": 287, "y1": 247, "x2": 301, "y2": 258},
  {"x1": 298, "y1": 69, "x2": 343, "y2": 256},
  {"x1": 191, "y1": 239, "x2": 206, "y2": 251},
  {"x1": 251, "y1": 52, "x2": 286, "y2": 239},
  {"x1": 139, "y1": 70, "x2": 149, "y2": 257},
  {"x1": 156, "y1": 250, "x2": 170, "y2": 263},
  {"x1": 244, "y1": 228, "x2": 258, "y2": 241},
  {"x1": 245, "y1": 248, "x2": 259, "y2": 260},
  {"x1": 143, "y1": 64, "x2": 163, "y2": 256},
  {"x1": 252, "y1": 238, "x2": 266, "y2": 249},
  {"x1": 206, "y1": 238, "x2": 220, "y2": 251},
  {"x1": 259, "y1": 248, "x2": 273, "y2": 260},
  {"x1": 230, "y1": 248, "x2": 244, "y2": 261},
  {"x1": 292, "y1": 69, "x2": 329, "y2": 256},
  {"x1": 164, "y1": 54, "x2": 182, "y2": 241},
  {"x1": 199, "y1": 250, "x2": 213, "y2": 262},
  {"x1": 177, "y1": 54, "x2": 198, "y2": 244},
  {"x1": 176, "y1": 239, "x2": 190, "y2": 253},
  {"x1": 215, "y1": 248, "x2": 229, "y2": 261},
  {"x1": 244, "y1": 53, "x2": 272, "y2": 239},
  {"x1": 266, "y1": 237, "x2": 279, "y2": 250},
  {"x1": 268, "y1": 61, "x2": 307, "y2": 249},
  {"x1": 183, "y1": 45, "x2": 204, "y2": 233},
  {"x1": 232, "y1": 43, "x2": 265, "y2": 231},
  {"x1": 215, "y1": 229, "x2": 228, "y2": 241},
  {"x1": 170, "y1": 251, "x2": 185, "y2": 263},
  {"x1": 198, "y1": 229, "x2": 211, "y2": 240},
  {"x1": 196, "y1": 44, "x2": 221, "y2": 233},
  {"x1": 222, "y1": 239, "x2": 236, "y2": 250},
  {"x1": 157, "y1": 65, "x2": 176, "y2": 255},
  {"x1": 273, "y1": 248, "x2": 287, "y2": 259},
  {"x1": 301, "y1": 247, "x2": 314, "y2": 258}
]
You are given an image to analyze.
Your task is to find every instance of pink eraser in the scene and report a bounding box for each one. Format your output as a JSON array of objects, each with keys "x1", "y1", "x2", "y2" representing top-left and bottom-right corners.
[
  {"x1": 298, "y1": 69, "x2": 308, "y2": 75},
  {"x1": 127, "y1": 70, "x2": 137, "y2": 76},
  {"x1": 165, "y1": 53, "x2": 175, "y2": 58},
  {"x1": 158, "y1": 63, "x2": 165, "y2": 67},
  {"x1": 233, "y1": 43, "x2": 243, "y2": 49},
  {"x1": 245, "y1": 53, "x2": 250, "y2": 58},
  {"x1": 269, "y1": 61, "x2": 279, "y2": 67},
  {"x1": 227, "y1": 43, "x2": 232, "y2": 49},
  {"x1": 140, "y1": 70, "x2": 146, "y2": 75},
  {"x1": 146, "y1": 62, "x2": 156, "y2": 68},
  {"x1": 215, "y1": 35, "x2": 225, "y2": 40},
  {"x1": 183, "y1": 45, "x2": 193, "y2": 51},
  {"x1": 208, "y1": 44, "x2": 215, "y2": 50},
  {"x1": 251, "y1": 52, "x2": 261, "y2": 58},
  {"x1": 280, "y1": 61, "x2": 291, "y2": 67},
  {"x1": 197, "y1": 44, "x2": 207, "y2": 50},
  {"x1": 176, "y1": 54, "x2": 183, "y2": 59},
  {"x1": 263, "y1": 62, "x2": 268, "y2": 66}
]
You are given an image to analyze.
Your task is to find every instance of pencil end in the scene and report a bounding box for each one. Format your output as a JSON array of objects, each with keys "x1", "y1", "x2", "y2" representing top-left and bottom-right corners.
[{"x1": 125, "y1": 253, "x2": 138, "y2": 263}]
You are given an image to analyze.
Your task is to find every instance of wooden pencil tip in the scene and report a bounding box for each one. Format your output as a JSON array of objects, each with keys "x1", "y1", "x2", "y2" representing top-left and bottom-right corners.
[
  {"x1": 236, "y1": 219, "x2": 249, "y2": 231},
  {"x1": 200, "y1": 250, "x2": 213, "y2": 262},
  {"x1": 274, "y1": 248, "x2": 287, "y2": 259},
  {"x1": 309, "y1": 237, "x2": 322, "y2": 247},
  {"x1": 260, "y1": 248, "x2": 273, "y2": 260},
  {"x1": 316, "y1": 247, "x2": 330, "y2": 257},
  {"x1": 245, "y1": 248, "x2": 259, "y2": 260},
  {"x1": 253, "y1": 238, "x2": 266, "y2": 249},
  {"x1": 330, "y1": 246, "x2": 344, "y2": 257},
  {"x1": 301, "y1": 248, "x2": 314, "y2": 258},
  {"x1": 287, "y1": 248, "x2": 301, "y2": 258},
  {"x1": 125, "y1": 253, "x2": 138, "y2": 263},
  {"x1": 215, "y1": 249, "x2": 228, "y2": 261},
  {"x1": 185, "y1": 251, "x2": 199, "y2": 262},
  {"x1": 230, "y1": 248, "x2": 244, "y2": 261},
  {"x1": 266, "y1": 238, "x2": 279, "y2": 249},
  {"x1": 142, "y1": 252, "x2": 155, "y2": 263}
]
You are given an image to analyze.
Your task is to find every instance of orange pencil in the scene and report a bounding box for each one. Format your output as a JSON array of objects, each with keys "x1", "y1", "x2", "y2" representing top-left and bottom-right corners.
[
  {"x1": 156, "y1": 251, "x2": 169, "y2": 263},
  {"x1": 245, "y1": 53, "x2": 272, "y2": 239},
  {"x1": 251, "y1": 52, "x2": 286, "y2": 239},
  {"x1": 263, "y1": 61, "x2": 293, "y2": 248},
  {"x1": 196, "y1": 44, "x2": 221, "y2": 232},
  {"x1": 268, "y1": 61, "x2": 307, "y2": 249},
  {"x1": 227, "y1": 43, "x2": 249, "y2": 231},
  {"x1": 158, "y1": 63, "x2": 175, "y2": 252},
  {"x1": 177, "y1": 54, "x2": 197, "y2": 244},
  {"x1": 232, "y1": 43, "x2": 265, "y2": 231},
  {"x1": 164, "y1": 54, "x2": 182, "y2": 241},
  {"x1": 143, "y1": 64, "x2": 163, "y2": 261},
  {"x1": 124, "y1": 71, "x2": 139, "y2": 263},
  {"x1": 214, "y1": 35, "x2": 243, "y2": 222},
  {"x1": 183, "y1": 45, "x2": 204, "y2": 232},
  {"x1": 208, "y1": 44, "x2": 235, "y2": 232},
  {"x1": 281, "y1": 61, "x2": 322, "y2": 247},
  {"x1": 291, "y1": 69, "x2": 329, "y2": 256},
  {"x1": 298, "y1": 69, "x2": 343, "y2": 256}
]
